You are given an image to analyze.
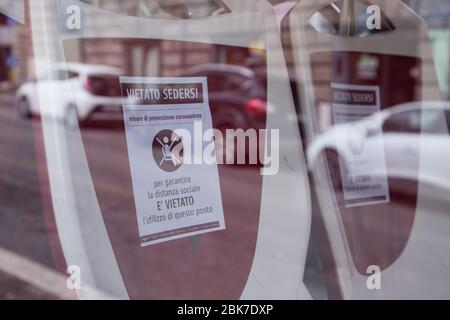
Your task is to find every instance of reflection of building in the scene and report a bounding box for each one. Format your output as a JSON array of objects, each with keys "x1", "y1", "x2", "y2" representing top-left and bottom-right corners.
[
  {"x1": 0, "y1": 2, "x2": 32, "y2": 86},
  {"x1": 14, "y1": 0, "x2": 449, "y2": 98},
  {"x1": 76, "y1": 37, "x2": 259, "y2": 78},
  {"x1": 404, "y1": 0, "x2": 450, "y2": 98},
  {"x1": 75, "y1": 0, "x2": 215, "y2": 76},
  {"x1": 69, "y1": 1, "x2": 265, "y2": 77},
  {"x1": 0, "y1": 13, "x2": 26, "y2": 85},
  {"x1": 0, "y1": 13, "x2": 14, "y2": 82},
  {"x1": 5, "y1": 0, "x2": 272, "y2": 85}
]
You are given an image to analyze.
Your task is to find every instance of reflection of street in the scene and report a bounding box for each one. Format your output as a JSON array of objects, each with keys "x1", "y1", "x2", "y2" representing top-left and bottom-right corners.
[
  {"x1": 0, "y1": 270, "x2": 56, "y2": 300},
  {"x1": 5, "y1": 92, "x2": 449, "y2": 299},
  {"x1": 0, "y1": 98, "x2": 64, "y2": 299},
  {"x1": 0, "y1": 102, "x2": 51, "y2": 264},
  {"x1": 314, "y1": 179, "x2": 450, "y2": 298},
  {"x1": 70, "y1": 121, "x2": 264, "y2": 299},
  {"x1": 0, "y1": 98, "x2": 283, "y2": 299}
]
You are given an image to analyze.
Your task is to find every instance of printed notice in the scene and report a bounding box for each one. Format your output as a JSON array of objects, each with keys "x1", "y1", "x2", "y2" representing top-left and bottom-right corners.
[
  {"x1": 120, "y1": 77, "x2": 225, "y2": 247},
  {"x1": 331, "y1": 83, "x2": 390, "y2": 207}
]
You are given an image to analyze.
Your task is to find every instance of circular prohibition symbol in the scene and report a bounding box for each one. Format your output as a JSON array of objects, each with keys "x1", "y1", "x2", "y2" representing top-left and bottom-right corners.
[{"x1": 152, "y1": 129, "x2": 184, "y2": 172}]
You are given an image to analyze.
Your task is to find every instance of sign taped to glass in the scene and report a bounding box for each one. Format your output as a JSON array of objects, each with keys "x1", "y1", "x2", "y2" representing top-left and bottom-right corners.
[
  {"x1": 331, "y1": 83, "x2": 390, "y2": 207},
  {"x1": 120, "y1": 77, "x2": 226, "y2": 247}
]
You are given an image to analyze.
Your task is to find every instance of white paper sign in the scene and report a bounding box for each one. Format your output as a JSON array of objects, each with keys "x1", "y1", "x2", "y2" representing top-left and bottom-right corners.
[
  {"x1": 120, "y1": 77, "x2": 225, "y2": 247},
  {"x1": 331, "y1": 83, "x2": 390, "y2": 207}
]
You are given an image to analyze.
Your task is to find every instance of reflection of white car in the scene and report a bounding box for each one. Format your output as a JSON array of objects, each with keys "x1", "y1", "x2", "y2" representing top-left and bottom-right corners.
[
  {"x1": 16, "y1": 63, "x2": 123, "y2": 126},
  {"x1": 307, "y1": 102, "x2": 450, "y2": 195}
]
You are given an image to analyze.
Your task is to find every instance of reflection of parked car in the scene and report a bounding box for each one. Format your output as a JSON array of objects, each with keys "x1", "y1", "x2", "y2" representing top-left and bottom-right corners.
[
  {"x1": 16, "y1": 63, "x2": 123, "y2": 126},
  {"x1": 307, "y1": 101, "x2": 450, "y2": 196},
  {"x1": 184, "y1": 63, "x2": 268, "y2": 132},
  {"x1": 184, "y1": 64, "x2": 268, "y2": 164}
]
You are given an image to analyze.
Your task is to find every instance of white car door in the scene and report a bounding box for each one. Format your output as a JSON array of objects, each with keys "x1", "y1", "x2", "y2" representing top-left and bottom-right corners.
[
  {"x1": 415, "y1": 108, "x2": 450, "y2": 195},
  {"x1": 37, "y1": 68, "x2": 77, "y2": 119},
  {"x1": 378, "y1": 107, "x2": 450, "y2": 194},
  {"x1": 378, "y1": 108, "x2": 422, "y2": 185}
]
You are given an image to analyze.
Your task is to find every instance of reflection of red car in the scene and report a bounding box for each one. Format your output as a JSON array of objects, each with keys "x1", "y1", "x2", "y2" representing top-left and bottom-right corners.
[
  {"x1": 184, "y1": 64, "x2": 268, "y2": 164},
  {"x1": 185, "y1": 64, "x2": 267, "y2": 131}
]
